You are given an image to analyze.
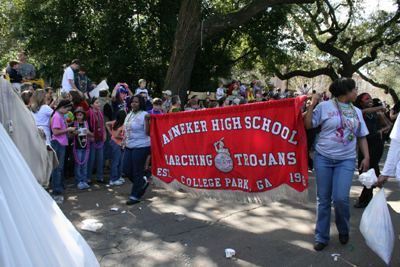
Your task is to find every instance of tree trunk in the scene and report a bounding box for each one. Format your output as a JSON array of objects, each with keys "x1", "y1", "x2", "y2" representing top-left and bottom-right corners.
[
  {"x1": 163, "y1": 0, "x2": 202, "y2": 104},
  {"x1": 163, "y1": 0, "x2": 315, "y2": 104}
]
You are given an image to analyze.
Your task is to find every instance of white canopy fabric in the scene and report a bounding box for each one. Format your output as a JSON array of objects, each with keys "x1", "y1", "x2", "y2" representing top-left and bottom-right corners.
[{"x1": 0, "y1": 122, "x2": 99, "y2": 267}]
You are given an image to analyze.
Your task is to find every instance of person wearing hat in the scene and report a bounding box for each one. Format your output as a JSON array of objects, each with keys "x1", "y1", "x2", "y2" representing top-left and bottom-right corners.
[
  {"x1": 162, "y1": 90, "x2": 172, "y2": 113},
  {"x1": 111, "y1": 82, "x2": 132, "y2": 120},
  {"x1": 135, "y1": 79, "x2": 148, "y2": 96},
  {"x1": 50, "y1": 100, "x2": 76, "y2": 195}
]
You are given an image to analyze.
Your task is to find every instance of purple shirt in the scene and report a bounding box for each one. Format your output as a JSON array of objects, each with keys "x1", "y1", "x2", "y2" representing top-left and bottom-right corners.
[{"x1": 51, "y1": 112, "x2": 69, "y2": 146}]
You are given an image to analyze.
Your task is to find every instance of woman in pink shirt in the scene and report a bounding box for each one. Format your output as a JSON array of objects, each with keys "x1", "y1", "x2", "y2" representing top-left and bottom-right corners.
[{"x1": 50, "y1": 100, "x2": 75, "y2": 195}]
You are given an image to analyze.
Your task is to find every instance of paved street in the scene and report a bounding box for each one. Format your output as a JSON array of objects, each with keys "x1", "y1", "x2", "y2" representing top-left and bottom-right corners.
[{"x1": 58, "y1": 147, "x2": 400, "y2": 267}]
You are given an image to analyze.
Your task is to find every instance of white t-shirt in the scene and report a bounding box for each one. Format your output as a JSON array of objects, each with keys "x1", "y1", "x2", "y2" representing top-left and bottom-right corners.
[
  {"x1": 61, "y1": 66, "x2": 74, "y2": 92},
  {"x1": 135, "y1": 88, "x2": 149, "y2": 96},
  {"x1": 312, "y1": 100, "x2": 369, "y2": 160},
  {"x1": 216, "y1": 88, "x2": 224, "y2": 99},
  {"x1": 381, "y1": 116, "x2": 400, "y2": 180},
  {"x1": 302, "y1": 88, "x2": 307, "y2": 95},
  {"x1": 31, "y1": 105, "x2": 53, "y2": 144},
  {"x1": 126, "y1": 111, "x2": 150, "y2": 149}
]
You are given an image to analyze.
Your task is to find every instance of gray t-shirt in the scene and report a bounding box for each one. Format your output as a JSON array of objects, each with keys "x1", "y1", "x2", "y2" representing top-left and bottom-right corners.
[
  {"x1": 312, "y1": 100, "x2": 369, "y2": 160},
  {"x1": 6, "y1": 63, "x2": 35, "y2": 78},
  {"x1": 125, "y1": 111, "x2": 150, "y2": 149}
]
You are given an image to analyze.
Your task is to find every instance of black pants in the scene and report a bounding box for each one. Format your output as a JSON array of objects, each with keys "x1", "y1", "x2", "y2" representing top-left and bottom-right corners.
[
  {"x1": 357, "y1": 135, "x2": 384, "y2": 203},
  {"x1": 306, "y1": 128, "x2": 316, "y2": 170}
]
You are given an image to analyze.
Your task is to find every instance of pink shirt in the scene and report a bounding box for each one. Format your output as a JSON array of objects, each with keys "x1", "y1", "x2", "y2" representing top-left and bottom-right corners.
[{"x1": 51, "y1": 112, "x2": 69, "y2": 146}]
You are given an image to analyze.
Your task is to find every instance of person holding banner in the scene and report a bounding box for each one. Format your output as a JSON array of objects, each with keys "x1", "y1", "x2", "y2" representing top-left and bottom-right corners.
[
  {"x1": 304, "y1": 77, "x2": 370, "y2": 251},
  {"x1": 122, "y1": 94, "x2": 151, "y2": 205}
]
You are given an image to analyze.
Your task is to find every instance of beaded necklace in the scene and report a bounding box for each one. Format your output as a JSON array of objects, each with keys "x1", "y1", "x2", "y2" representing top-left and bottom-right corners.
[
  {"x1": 333, "y1": 98, "x2": 360, "y2": 146},
  {"x1": 89, "y1": 108, "x2": 104, "y2": 149},
  {"x1": 72, "y1": 121, "x2": 90, "y2": 165},
  {"x1": 122, "y1": 110, "x2": 143, "y2": 148}
]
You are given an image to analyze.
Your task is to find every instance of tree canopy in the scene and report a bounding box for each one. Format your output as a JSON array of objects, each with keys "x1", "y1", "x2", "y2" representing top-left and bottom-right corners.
[{"x1": 264, "y1": 0, "x2": 400, "y2": 101}]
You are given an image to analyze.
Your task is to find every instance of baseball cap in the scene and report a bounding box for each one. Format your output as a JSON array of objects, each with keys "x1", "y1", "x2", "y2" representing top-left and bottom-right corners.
[{"x1": 162, "y1": 90, "x2": 172, "y2": 96}]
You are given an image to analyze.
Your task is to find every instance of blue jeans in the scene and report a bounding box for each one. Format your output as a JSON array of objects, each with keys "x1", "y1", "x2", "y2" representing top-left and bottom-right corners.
[
  {"x1": 87, "y1": 141, "x2": 104, "y2": 180},
  {"x1": 74, "y1": 148, "x2": 88, "y2": 183},
  {"x1": 51, "y1": 140, "x2": 66, "y2": 195},
  {"x1": 103, "y1": 130, "x2": 112, "y2": 163},
  {"x1": 314, "y1": 151, "x2": 356, "y2": 243},
  {"x1": 122, "y1": 146, "x2": 150, "y2": 200},
  {"x1": 110, "y1": 140, "x2": 123, "y2": 182}
]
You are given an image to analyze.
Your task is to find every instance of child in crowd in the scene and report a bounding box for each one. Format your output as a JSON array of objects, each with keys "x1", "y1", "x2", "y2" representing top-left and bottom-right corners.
[
  {"x1": 71, "y1": 108, "x2": 93, "y2": 190},
  {"x1": 105, "y1": 109, "x2": 126, "y2": 186},
  {"x1": 231, "y1": 86, "x2": 239, "y2": 97},
  {"x1": 50, "y1": 100, "x2": 75, "y2": 195},
  {"x1": 135, "y1": 79, "x2": 148, "y2": 96},
  {"x1": 111, "y1": 83, "x2": 131, "y2": 119},
  {"x1": 148, "y1": 98, "x2": 163, "y2": 114},
  {"x1": 9, "y1": 60, "x2": 24, "y2": 92},
  {"x1": 74, "y1": 65, "x2": 92, "y2": 99},
  {"x1": 184, "y1": 99, "x2": 198, "y2": 111},
  {"x1": 86, "y1": 97, "x2": 106, "y2": 184},
  {"x1": 216, "y1": 83, "x2": 224, "y2": 100},
  {"x1": 209, "y1": 101, "x2": 219, "y2": 108},
  {"x1": 219, "y1": 96, "x2": 230, "y2": 107}
]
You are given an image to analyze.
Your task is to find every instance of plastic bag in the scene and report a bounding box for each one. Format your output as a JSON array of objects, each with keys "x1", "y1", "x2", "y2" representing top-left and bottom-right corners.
[
  {"x1": 358, "y1": 168, "x2": 378, "y2": 189},
  {"x1": 359, "y1": 188, "x2": 395, "y2": 265}
]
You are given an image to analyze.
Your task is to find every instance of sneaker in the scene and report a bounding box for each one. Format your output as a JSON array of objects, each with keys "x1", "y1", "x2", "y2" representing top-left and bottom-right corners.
[
  {"x1": 83, "y1": 182, "x2": 90, "y2": 189},
  {"x1": 119, "y1": 177, "x2": 125, "y2": 182},
  {"x1": 77, "y1": 182, "x2": 86, "y2": 190},
  {"x1": 110, "y1": 180, "x2": 123, "y2": 186}
]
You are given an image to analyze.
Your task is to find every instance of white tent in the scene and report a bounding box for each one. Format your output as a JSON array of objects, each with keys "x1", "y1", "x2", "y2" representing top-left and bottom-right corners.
[{"x1": 0, "y1": 122, "x2": 99, "y2": 267}]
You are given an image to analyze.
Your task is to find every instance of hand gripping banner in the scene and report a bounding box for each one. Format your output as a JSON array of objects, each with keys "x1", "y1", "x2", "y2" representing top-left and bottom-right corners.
[{"x1": 151, "y1": 96, "x2": 308, "y2": 203}]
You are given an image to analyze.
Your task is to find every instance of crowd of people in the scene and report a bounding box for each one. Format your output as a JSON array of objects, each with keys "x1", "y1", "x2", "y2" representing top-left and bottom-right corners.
[{"x1": 4, "y1": 53, "x2": 400, "y2": 253}]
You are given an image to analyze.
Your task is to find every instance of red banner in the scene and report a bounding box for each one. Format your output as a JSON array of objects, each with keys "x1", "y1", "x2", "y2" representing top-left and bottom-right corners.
[{"x1": 151, "y1": 96, "x2": 308, "y2": 202}]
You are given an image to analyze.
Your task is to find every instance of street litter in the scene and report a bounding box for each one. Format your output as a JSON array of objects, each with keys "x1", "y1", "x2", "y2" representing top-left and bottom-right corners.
[
  {"x1": 175, "y1": 212, "x2": 183, "y2": 216},
  {"x1": 349, "y1": 244, "x2": 354, "y2": 251},
  {"x1": 124, "y1": 231, "x2": 134, "y2": 236},
  {"x1": 139, "y1": 207, "x2": 142, "y2": 210},
  {"x1": 121, "y1": 211, "x2": 126, "y2": 214},
  {"x1": 53, "y1": 195, "x2": 64, "y2": 204},
  {"x1": 185, "y1": 244, "x2": 187, "y2": 246},
  {"x1": 81, "y1": 219, "x2": 103, "y2": 232},
  {"x1": 213, "y1": 210, "x2": 221, "y2": 214},
  {"x1": 225, "y1": 248, "x2": 236, "y2": 259},
  {"x1": 331, "y1": 254, "x2": 340, "y2": 261},
  {"x1": 110, "y1": 208, "x2": 119, "y2": 211},
  {"x1": 96, "y1": 203, "x2": 99, "y2": 207},
  {"x1": 176, "y1": 216, "x2": 186, "y2": 221},
  {"x1": 106, "y1": 185, "x2": 110, "y2": 187},
  {"x1": 110, "y1": 233, "x2": 115, "y2": 236}
]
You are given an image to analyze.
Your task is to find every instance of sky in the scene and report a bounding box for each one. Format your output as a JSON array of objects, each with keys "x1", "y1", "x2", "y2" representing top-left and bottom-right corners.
[{"x1": 363, "y1": 0, "x2": 397, "y2": 13}]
